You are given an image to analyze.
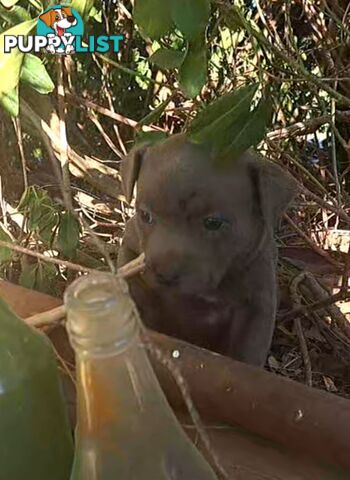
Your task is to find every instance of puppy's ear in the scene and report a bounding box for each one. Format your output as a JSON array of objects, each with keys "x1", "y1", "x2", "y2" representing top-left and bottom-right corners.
[
  {"x1": 249, "y1": 157, "x2": 297, "y2": 227},
  {"x1": 121, "y1": 146, "x2": 147, "y2": 203},
  {"x1": 39, "y1": 10, "x2": 54, "y2": 26}
]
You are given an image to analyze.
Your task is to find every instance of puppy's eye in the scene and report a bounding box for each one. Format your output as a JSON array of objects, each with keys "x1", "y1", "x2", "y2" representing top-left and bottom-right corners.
[
  {"x1": 139, "y1": 209, "x2": 154, "y2": 225},
  {"x1": 56, "y1": 15, "x2": 60, "y2": 20},
  {"x1": 203, "y1": 217, "x2": 226, "y2": 231}
]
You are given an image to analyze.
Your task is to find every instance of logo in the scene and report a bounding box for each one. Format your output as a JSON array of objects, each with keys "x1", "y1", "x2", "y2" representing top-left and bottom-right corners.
[{"x1": 4, "y1": 4, "x2": 123, "y2": 55}]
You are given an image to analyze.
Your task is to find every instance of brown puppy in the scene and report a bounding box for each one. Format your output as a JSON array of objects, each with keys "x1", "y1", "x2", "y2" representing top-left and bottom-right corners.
[{"x1": 118, "y1": 134, "x2": 296, "y2": 366}]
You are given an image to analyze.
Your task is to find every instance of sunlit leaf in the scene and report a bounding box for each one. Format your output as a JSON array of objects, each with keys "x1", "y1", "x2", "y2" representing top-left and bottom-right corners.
[
  {"x1": 20, "y1": 54, "x2": 54, "y2": 94},
  {"x1": 70, "y1": 0, "x2": 94, "y2": 20},
  {"x1": 0, "y1": 5, "x2": 31, "y2": 24},
  {"x1": 0, "y1": 19, "x2": 37, "y2": 115},
  {"x1": 0, "y1": 0, "x2": 19, "y2": 7},
  {"x1": 0, "y1": 87, "x2": 18, "y2": 116}
]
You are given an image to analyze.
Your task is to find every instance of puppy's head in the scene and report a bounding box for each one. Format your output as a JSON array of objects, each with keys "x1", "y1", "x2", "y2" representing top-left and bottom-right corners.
[
  {"x1": 122, "y1": 134, "x2": 296, "y2": 296},
  {"x1": 39, "y1": 7, "x2": 76, "y2": 29}
]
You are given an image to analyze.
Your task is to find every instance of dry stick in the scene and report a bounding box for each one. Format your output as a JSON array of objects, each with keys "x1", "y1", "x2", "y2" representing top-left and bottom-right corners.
[
  {"x1": 228, "y1": 3, "x2": 350, "y2": 107},
  {"x1": 12, "y1": 117, "x2": 28, "y2": 191},
  {"x1": 0, "y1": 240, "x2": 145, "y2": 280},
  {"x1": 290, "y1": 273, "x2": 313, "y2": 387},
  {"x1": 0, "y1": 240, "x2": 94, "y2": 273},
  {"x1": 282, "y1": 289, "x2": 350, "y2": 322},
  {"x1": 91, "y1": 53, "x2": 127, "y2": 156},
  {"x1": 57, "y1": 57, "x2": 73, "y2": 211},
  {"x1": 143, "y1": 336, "x2": 229, "y2": 480},
  {"x1": 267, "y1": 110, "x2": 350, "y2": 143},
  {"x1": 299, "y1": 185, "x2": 350, "y2": 226},
  {"x1": 283, "y1": 214, "x2": 341, "y2": 267},
  {"x1": 25, "y1": 253, "x2": 146, "y2": 328},
  {"x1": 87, "y1": 110, "x2": 123, "y2": 158},
  {"x1": 303, "y1": 272, "x2": 350, "y2": 338},
  {"x1": 65, "y1": 93, "x2": 164, "y2": 132},
  {"x1": 330, "y1": 94, "x2": 343, "y2": 207}
]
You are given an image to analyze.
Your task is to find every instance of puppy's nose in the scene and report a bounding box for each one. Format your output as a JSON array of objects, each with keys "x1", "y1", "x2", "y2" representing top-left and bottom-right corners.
[{"x1": 154, "y1": 268, "x2": 180, "y2": 286}]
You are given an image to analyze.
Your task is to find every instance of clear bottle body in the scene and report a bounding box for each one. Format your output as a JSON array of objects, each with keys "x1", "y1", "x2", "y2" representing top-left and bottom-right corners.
[{"x1": 65, "y1": 274, "x2": 218, "y2": 480}]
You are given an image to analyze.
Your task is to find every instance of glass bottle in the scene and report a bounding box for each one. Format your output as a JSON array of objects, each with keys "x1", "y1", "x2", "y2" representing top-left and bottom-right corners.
[
  {"x1": 65, "y1": 273, "x2": 218, "y2": 480},
  {"x1": 0, "y1": 297, "x2": 73, "y2": 480}
]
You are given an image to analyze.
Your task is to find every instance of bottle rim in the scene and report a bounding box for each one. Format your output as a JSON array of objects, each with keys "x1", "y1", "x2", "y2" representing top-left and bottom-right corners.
[{"x1": 64, "y1": 273, "x2": 138, "y2": 355}]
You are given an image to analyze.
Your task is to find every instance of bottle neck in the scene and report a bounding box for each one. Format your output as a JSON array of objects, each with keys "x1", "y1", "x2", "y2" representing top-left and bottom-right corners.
[{"x1": 65, "y1": 274, "x2": 139, "y2": 357}]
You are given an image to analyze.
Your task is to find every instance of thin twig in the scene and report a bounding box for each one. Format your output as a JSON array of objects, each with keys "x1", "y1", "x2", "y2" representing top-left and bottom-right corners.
[
  {"x1": 57, "y1": 57, "x2": 73, "y2": 210},
  {"x1": 283, "y1": 214, "x2": 341, "y2": 267},
  {"x1": 12, "y1": 117, "x2": 28, "y2": 191},
  {"x1": 25, "y1": 254, "x2": 146, "y2": 327},
  {"x1": 282, "y1": 289, "x2": 350, "y2": 321},
  {"x1": 65, "y1": 92, "x2": 164, "y2": 132},
  {"x1": 0, "y1": 240, "x2": 94, "y2": 273},
  {"x1": 142, "y1": 330, "x2": 229, "y2": 480},
  {"x1": 290, "y1": 272, "x2": 313, "y2": 387},
  {"x1": 0, "y1": 240, "x2": 145, "y2": 277}
]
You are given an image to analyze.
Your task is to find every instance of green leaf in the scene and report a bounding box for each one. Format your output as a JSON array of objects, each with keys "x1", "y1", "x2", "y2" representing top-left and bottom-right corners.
[
  {"x1": 0, "y1": 227, "x2": 13, "y2": 263},
  {"x1": 20, "y1": 54, "x2": 54, "y2": 94},
  {"x1": 134, "y1": 0, "x2": 173, "y2": 39},
  {"x1": 149, "y1": 48, "x2": 185, "y2": 69},
  {"x1": 188, "y1": 84, "x2": 258, "y2": 150},
  {"x1": 179, "y1": 37, "x2": 207, "y2": 98},
  {"x1": 134, "y1": 131, "x2": 168, "y2": 149},
  {"x1": 35, "y1": 262, "x2": 58, "y2": 294},
  {"x1": 70, "y1": 0, "x2": 94, "y2": 20},
  {"x1": 0, "y1": 19, "x2": 37, "y2": 114},
  {"x1": 189, "y1": 83, "x2": 258, "y2": 135},
  {"x1": 18, "y1": 186, "x2": 59, "y2": 238},
  {"x1": 18, "y1": 185, "x2": 36, "y2": 211},
  {"x1": 171, "y1": 0, "x2": 210, "y2": 40},
  {"x1": 224, "y1": 8, "x2": 243, "y2": 32},
  {"x1": 19, "y1": 263, "x2": 37, "y2": 289},
  {"x1": 57, "y1": 211, "x2": 80, "y2": 258},
  {"x1": 219, "y1": 97, "x2": 273, "y2": 162},
  {"x1": 138, "y1": 97, "x2": 172, "y2": 127},
  {"x1": 0, "y1": 5, "x2": 32, "y2": 24},
  {"x1": 89, "y1": 5, "x2": 102, "y2": 22},
  {"x1": 38, "y1": 209, "x2": 59, "y2": 244},
  {"x1": 0, "y1": 86, "x2": 18, "y2": 116}
]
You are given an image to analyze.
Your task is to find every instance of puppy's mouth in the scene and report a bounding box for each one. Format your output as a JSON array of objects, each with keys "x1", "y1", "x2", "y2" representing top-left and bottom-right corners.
[{"x1": 141, "y1": 266, "x2": 218, "y2": 297}]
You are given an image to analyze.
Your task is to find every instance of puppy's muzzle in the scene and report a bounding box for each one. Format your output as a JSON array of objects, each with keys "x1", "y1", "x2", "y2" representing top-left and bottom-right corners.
[{"x1": 152, "y1": 264, "x2": 180, "y2": 287}]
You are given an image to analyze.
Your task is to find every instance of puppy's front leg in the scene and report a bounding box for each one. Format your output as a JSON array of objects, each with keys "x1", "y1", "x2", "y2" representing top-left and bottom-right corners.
[{"x1": 226, "y1": 257, "x2": 277, "y2": 367}]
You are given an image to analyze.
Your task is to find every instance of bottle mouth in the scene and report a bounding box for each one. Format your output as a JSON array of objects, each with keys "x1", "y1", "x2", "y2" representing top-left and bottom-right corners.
[
  {"x1": 65, "y1": 273, "x2": 126, "y2": 312},
  {"x1": 64, "y1": 273, "x2": 138, "y2": 355}
]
